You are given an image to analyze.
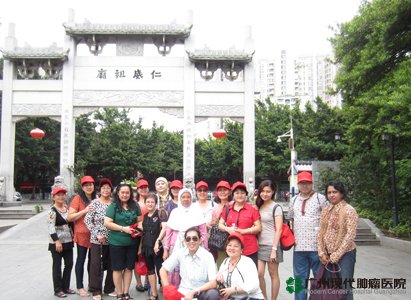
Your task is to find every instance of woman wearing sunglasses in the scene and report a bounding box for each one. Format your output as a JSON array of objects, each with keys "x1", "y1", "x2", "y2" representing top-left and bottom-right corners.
[
  {"x1": 160, "y1": 227, "x2": 219, "y2": 300},
  {"x1": 163, "y1": 188, "x2": 208, "y2": 288}
]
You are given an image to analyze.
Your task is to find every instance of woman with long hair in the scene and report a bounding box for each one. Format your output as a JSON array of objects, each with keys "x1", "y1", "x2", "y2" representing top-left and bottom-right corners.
[
  {"x1": 105, "y1": 182, "x2": 142, "y2": 300},
  {"x1": 318, "y1": 181, "x2": 358, "y2": 300},
  {"x1": 162, "y1": 188, "x2": 208, "y2": 287},
  {"x1": 255, "y1": 180, "x2": 283, "y2": 300},
  {"x1": 47, "y1": 186, "x2": 75, "y2": 298},
  {"x1": 84, "y1": 178, "x2": 116, "y2": 300},
  {"x1": 219, "y1": 181, "x2": 261, "y2": 267},
  {"x1": 68, "y1": 175, "x2": 96, "y2": 297}
]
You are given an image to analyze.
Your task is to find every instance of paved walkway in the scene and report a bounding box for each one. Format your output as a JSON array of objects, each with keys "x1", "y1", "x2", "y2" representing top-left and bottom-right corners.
[{"x1": 0, "y1": 211, "x2": 409, "y2": 299}]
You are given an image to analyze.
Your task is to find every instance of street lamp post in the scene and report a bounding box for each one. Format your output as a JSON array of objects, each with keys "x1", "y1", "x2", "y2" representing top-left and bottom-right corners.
[
  {"x1": 382, "y1": 133, "x2": 399, "y2": 227},
  {"x1": 277, "y1": 117, "x2": 297, "y2": 197}
]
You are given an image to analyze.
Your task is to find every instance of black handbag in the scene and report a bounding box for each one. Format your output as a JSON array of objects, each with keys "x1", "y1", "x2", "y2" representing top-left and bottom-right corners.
[
  {"x1": 208, "y1": 206, "x2": 230, "y2": 251},
  {"x1": 309, "y1": 263, "x2": 347, "y2": 300}
]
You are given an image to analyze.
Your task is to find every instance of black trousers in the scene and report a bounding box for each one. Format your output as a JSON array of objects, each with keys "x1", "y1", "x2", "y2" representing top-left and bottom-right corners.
[
  {"x1": 50, "y1": 247, "x2": 74, "y2": 293},
  {"x1": 89, "y1": 243, "x2": 115, "y2": 295}
]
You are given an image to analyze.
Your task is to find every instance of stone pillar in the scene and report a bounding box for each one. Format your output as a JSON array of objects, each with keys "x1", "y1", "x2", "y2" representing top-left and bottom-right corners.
[
  {"x1": 0, "y1": 23, "x2": 17, "y2": 202},
  {"x1": 182, "y1": 49, "x2": 195, "y2": 185},
  {"x1": 243, "y1": 60, "x2": 255, "y2": 192},
  {"x1": 59, "y1": 17, "x2": 76, "y2": 195}
]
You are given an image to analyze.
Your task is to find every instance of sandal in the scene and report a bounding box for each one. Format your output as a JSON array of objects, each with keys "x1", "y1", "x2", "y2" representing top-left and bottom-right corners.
[
  {"x1": 64, "y1": 289, "x2": 76, "y2": 295},
  {"x1": 54, "y1": 291, "x2": 67, "y2": 298},
  {"x1": 136, "y1": 285, "x2": 145, "y2": 292},
  {"x1": 150, "y1": 295, "x2": 159, "y2": 300},
  {"x1": 117, "y1": 294, "x2": 125, "y2": 300},
  {"x1": 93, "y1": 295, "x2": 102, "y2": 300},
  {"x1": 124, "y1": 293, "x2": 133, "y2": 300}
]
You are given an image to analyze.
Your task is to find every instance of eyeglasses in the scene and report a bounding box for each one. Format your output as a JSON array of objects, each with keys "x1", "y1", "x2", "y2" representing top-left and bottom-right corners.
[
  {"x1": 185, "y1": 236, "x2": 199, "y2": 242},
  {"x1": 197, "y1": 189, "x2": 208, "y2": 192}
]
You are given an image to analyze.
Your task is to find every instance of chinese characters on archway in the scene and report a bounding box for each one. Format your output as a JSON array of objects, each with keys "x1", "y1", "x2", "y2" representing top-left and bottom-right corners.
[{"x1": 96, "y1": 68, "x2": 162, "y2": 80}]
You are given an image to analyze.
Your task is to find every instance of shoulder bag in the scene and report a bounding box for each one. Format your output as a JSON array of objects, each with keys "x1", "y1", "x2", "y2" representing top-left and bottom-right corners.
[
  {"x1": 273, "y1": 204, "x2": 295, "y2": 251},
  {"x1": 208, "y1": 205, "x2": 230, "y2": 251}
]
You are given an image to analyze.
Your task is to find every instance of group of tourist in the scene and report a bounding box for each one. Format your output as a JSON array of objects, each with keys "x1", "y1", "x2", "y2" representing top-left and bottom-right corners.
[{"x1": 46, "y1": 172, "x2": 358, "y2": 300}]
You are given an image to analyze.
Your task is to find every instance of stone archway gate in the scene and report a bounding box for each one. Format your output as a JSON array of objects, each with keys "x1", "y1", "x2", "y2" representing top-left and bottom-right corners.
[{"x1": 0, "y1": 11, "x2": 255, "y2": 201}]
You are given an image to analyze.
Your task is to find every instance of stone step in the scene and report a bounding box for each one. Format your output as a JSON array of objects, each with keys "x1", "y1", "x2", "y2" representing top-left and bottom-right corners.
[
  {"x1": 0, "y1": 213, "x2": 37, "y2": 219},
  {"x1": 355, "y1": 239, "x2": 381, "y2": 245}
]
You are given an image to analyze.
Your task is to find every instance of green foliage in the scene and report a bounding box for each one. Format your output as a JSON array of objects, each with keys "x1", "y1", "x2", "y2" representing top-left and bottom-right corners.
[
  {"x1": 14, "y1": 117, "x2": 60, "y2": 196},
  {"x1": 331, "y1": 0, "x2": 411, "y2": 234}
]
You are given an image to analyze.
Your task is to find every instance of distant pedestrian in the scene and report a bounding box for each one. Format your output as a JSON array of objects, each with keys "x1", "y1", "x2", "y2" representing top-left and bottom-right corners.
[
  {"x1": 47, "y1": 186, "x2": 75, "y2": 298},
  {"x1": 84, "y1": 178, "x2": 115, "y2": 299},
  {"x1": 318, "y1": 181, "x2": 358, "y2": 300},
  {"x1": 68, "y1": 175, "x2": 96, "y2": 297},
  {"x1": 104, "y1": 182, "x2": 142, "y2": 300},
  {"x1": 256, "y1": 180, "x2": 283, "y2": 300},
  {"x1": 287, "y1": 171, "x2": 328, "y2": 300}
]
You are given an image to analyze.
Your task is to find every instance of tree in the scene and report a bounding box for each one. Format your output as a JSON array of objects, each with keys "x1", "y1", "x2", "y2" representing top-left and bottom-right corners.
[{"x1": 331, "y1": 0, "x2": 411, "y2": 234}]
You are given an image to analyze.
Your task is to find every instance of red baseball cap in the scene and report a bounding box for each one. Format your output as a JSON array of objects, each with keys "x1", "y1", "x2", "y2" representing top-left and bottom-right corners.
[
  {"x1": 231, "y1": 181, "x2": 248, "y2": 194},
  {"x1": 80, "y1": 176, "x2": 95, "y2": 185},
  {"x1": 137, "y1": 179, "x2": 149, "y2": 188},
  {"x1": 52, "y1": 187, "x2": 67, "y2": 196},
  {"x1": 227, "y1": 232, "x2": 244, "y2": 248},
  {"x1": 98, "y1": 178, "x2": 113, "y2": 190},
  {"x1": 216, "y1": 180, "x2": 230, "y2": 190},
  {"x1": 195, "y1": 181, "x2": 208, "y2": 190},
  {"x1": 169, "y1": 180, "x2": 183, "y2": 189},
  {"x1": 297, "y1": 171, "x2": 312, "y2": 183}
]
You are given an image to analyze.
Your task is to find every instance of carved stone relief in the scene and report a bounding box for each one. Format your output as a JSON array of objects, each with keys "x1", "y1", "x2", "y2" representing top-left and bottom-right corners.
[
  {"x1": 12, "y1": 104, "x2": 61, "y2": 116},
  {"x1": 73, "y1": 107, "x2": 99, "y2": 118},
  {"x1": 195, "y1": 105, "x2": 244, "y2": 117},
  {"x1": 116, "y1": 37, "x2": 144, "y2": 56},
  {"x1": 73, "y1": 91, "x2": 184, "y2": 107},
  {"x1": 158, "y1": 107, "x2": 184, "y2": 118}
]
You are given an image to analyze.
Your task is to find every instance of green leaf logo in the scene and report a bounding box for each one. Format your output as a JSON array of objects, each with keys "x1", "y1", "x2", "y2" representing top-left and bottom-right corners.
[{"x1": 285, "y1": 277, "x2": 305, "y2": 294}]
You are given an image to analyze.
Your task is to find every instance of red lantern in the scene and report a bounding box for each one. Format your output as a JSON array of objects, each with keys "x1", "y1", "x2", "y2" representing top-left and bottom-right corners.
[
  {"x1": 30, "y1": 128, "x2": 45, "y2": 139},
  {"x1": 212, "y1": 128, "x2": 227, "y2": 139}
]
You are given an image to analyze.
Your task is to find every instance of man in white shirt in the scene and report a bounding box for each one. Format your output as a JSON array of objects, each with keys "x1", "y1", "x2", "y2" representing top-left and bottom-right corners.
[
  {"x1": 160, "y1": 226, "x2": 219, "y2": 300},
  {"x1": 288, "y1": 171, "x2": 328, "y2": 300}
]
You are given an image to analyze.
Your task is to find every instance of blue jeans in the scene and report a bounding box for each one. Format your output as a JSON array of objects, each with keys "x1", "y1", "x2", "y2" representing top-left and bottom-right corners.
[
  {"x1": 75, "y1": 245, "x2": 90, "y2": 289},
  {"x1": 293, "y1": 251, "x2": 321, "y2": 300}
]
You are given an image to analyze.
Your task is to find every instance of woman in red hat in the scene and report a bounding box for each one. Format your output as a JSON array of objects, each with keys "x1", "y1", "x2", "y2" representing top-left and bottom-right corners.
[
  {"x1": 216, "y1": 233, "x2": 264, "y2": 300},
  {"x1": 193, "y1": 181, "x2": 213, "y2": 228},
  {"x1": 84, "y1": 178, "x2": 115, "y2": 299},
  {"x1": 219, "y1": 181, "x2": 261, "y2": 267},
  {"x1": 47, "y1": 186, "x2": 75, "y2": 298},
  {"x1": 164, "y1": 179, "x2": 183, "y2": 217},
  {"x1": 211, "y1": 180, "x2": 232, "y2": 266},
  {"x1": 68, "y1": 175, "x2": 96, "y2": 297},
  {"x1": 134, "y1": 179, "x2": 150, "y2": 293}
]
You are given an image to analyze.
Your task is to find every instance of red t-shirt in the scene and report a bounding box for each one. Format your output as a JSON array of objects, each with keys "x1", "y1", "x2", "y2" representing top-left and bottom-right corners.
[
  {"x1": 70, "y1": 195, "x2": 91, "y2": 248},
  {"x1": 222, "y1": 202, "x2": 260, "y2": 255}
]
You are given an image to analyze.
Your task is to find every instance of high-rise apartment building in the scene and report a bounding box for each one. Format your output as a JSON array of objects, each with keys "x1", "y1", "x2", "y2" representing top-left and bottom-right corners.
[{"x1": 258, "y1": 50, "x2": 341, "y2": 108}]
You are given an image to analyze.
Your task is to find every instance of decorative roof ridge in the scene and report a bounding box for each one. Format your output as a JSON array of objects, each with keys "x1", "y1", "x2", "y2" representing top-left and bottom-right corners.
[
  {"x1": 63, "y1": 21, "x2": 192, "y2": 37},
  {"x1": 186, "y1": 46, "x2": 255, "y2": 62},
  {"x1": 1, "y1": 44, "x2": 69, "y2": 60}
]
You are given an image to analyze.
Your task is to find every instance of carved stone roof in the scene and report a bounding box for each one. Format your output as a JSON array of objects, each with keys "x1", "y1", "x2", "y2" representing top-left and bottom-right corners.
[
  {"x1": 1, "y1": 46, "x2": 69, "y2": 60},
  {"x1": 187, "y1": 47, "x2": 255, "y2": 63},
  {"x1": 63, "y1": 22, "x2": 192, "y2": 37}
]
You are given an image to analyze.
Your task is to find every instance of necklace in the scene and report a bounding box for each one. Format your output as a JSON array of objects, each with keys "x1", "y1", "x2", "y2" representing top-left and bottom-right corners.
[{"x1": 229, "y1": 257, "x2": 240, "y2": 266}]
